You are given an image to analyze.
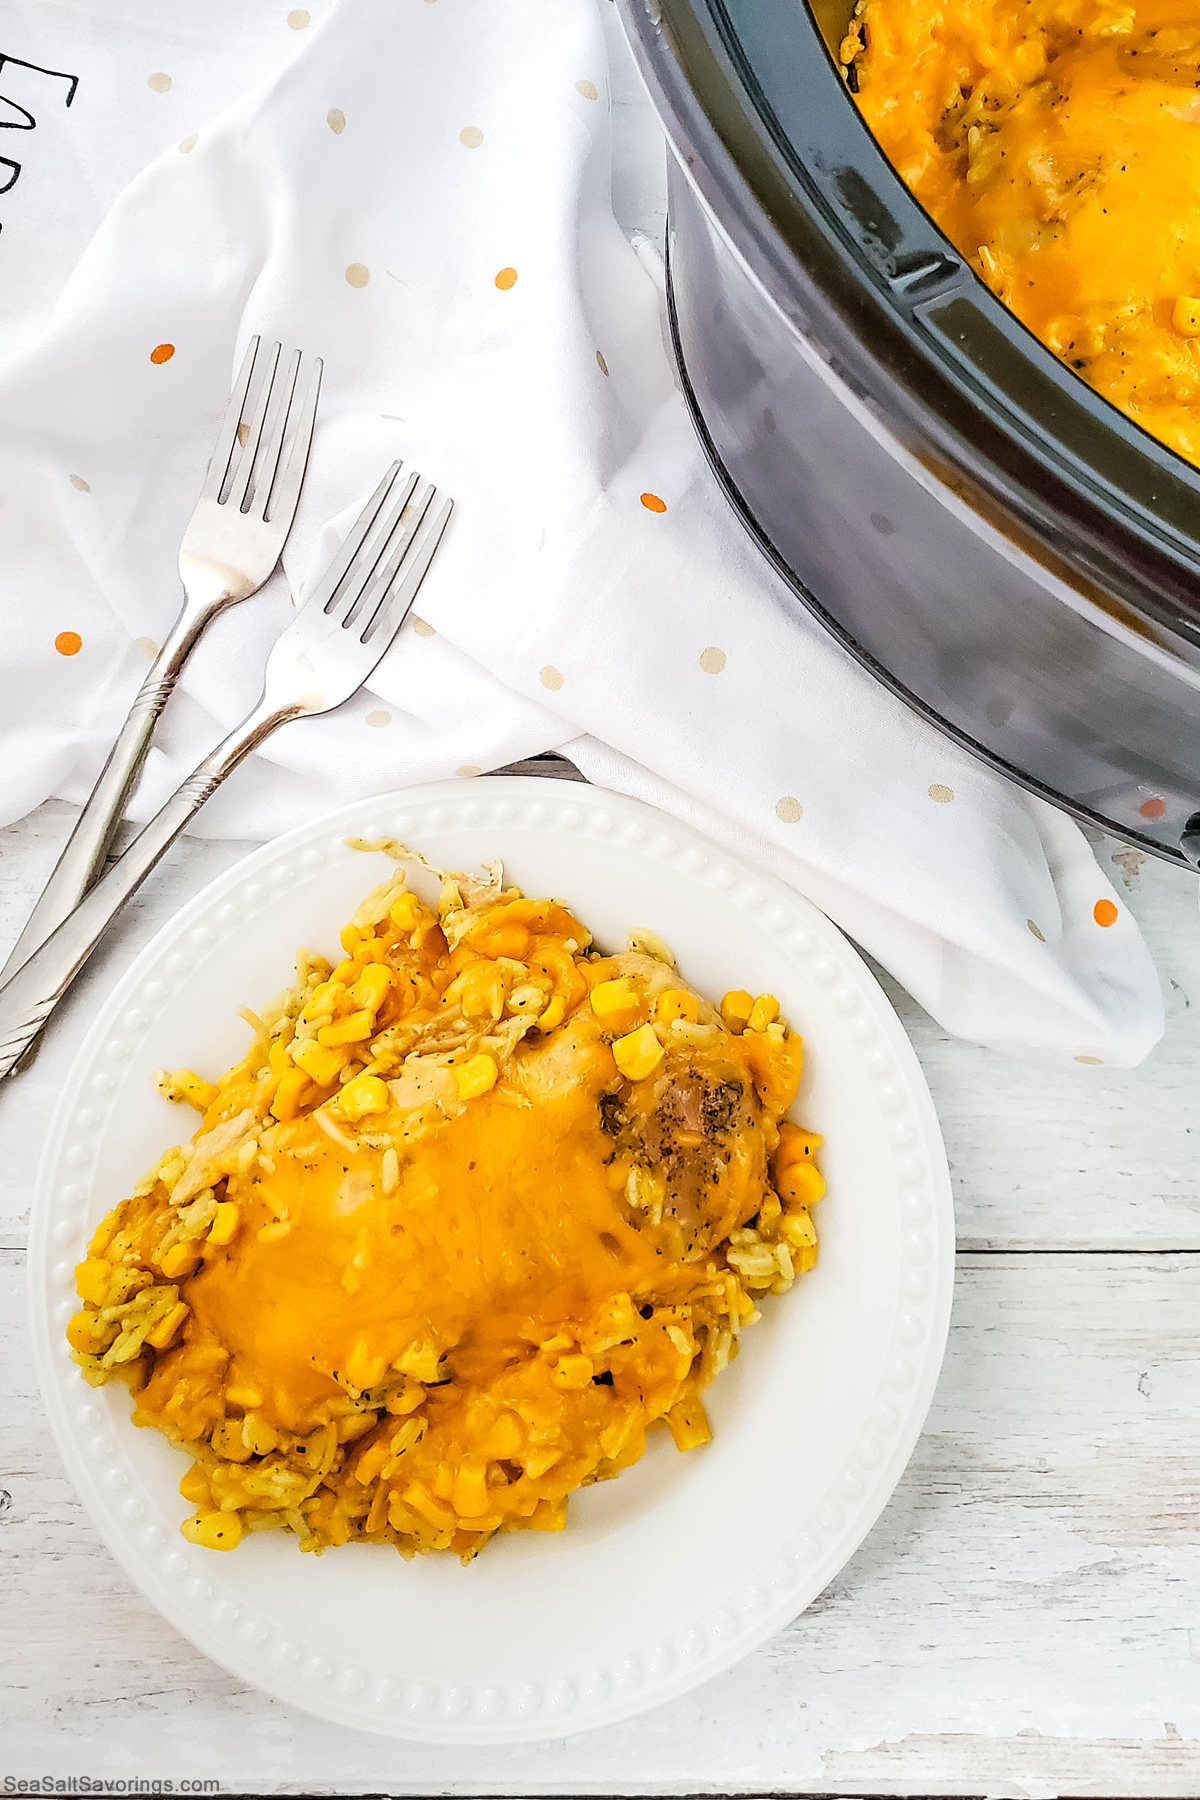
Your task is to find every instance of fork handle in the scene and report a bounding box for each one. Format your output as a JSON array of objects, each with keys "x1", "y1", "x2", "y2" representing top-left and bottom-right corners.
[
  {"x1": 1, "y1": 602, "x2": 216, "y2": 982},
  {"x1": 0, "y1": 698, "x2": 298, "y2": 1082}
]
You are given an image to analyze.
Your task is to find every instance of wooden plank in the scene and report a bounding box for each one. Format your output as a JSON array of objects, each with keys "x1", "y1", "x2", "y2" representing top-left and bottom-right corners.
[
  {"x1": 875, "y1": 835, "x2": 1200, "y2": 1252},
  {"x1": 4, "y1": 1251, "x2": 1199, "y2": 1795}
]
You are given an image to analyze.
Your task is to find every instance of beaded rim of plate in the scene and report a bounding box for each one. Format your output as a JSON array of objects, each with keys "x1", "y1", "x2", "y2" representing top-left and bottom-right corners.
[{"x1": 30, "y1": 778, "x2": 952, "y2": 1744}]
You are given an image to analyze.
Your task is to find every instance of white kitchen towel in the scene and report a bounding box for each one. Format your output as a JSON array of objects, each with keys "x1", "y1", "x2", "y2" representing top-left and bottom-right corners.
[{"x1": 0, "y1": 0, "x2": 1165, "y2": 1065}]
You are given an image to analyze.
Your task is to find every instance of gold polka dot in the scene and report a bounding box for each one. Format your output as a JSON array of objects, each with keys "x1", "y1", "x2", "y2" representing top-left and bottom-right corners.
[
  {"x1": 576, "y1": 79, "x2": 599, "y2": 100},
  {"x1": 699, "y1": 646, "x2": 726, "y2": 674},
  {"x1": 775, "y1": 796, "x2": 803, "y2": 824},
  {"x1": 178, "y1": 132, "x2": 198, "y2": 154},
  {"x1": 365, "y1": 710, "x2": 392, "y2": 729},
  {"x1": 411, "y1": 616, "x2": 435, "y2": 638},
  {"x1": 1074, "y1": 1054, "x2": 1103, "y2": 1065},
  {"x1": 1094, "y1": 897, "x2": 1119, "y2": 928},
  {"x1": 596, "y1": 350, "x2": 609, "y2": 376},
  {"x1": 150, "y1": 342, "x2": 175, "y2": 365},
  {"x1": 456, "y1": 764, "x2": 482, "y2": 779},
  {"x1": 640, "y1": 492, "x2": 667, "y2": 513},
  {"x1": 928, "y1": 782, "x2": 955, "y2": 804},
  {"x1": 54, "y1": 631, "x2": 82, "y2": 657},
  {"x1": 540, "y1": 664, "x2": 564, "y2": 691},
  {"x1": 69, "y1": 474, "x2": 90, "y2": 493},
  {"x1": 1027, "y1": 919, "x2": 1046, "y2": 942},
  {"x1": 326, "y1": 108, "x2": 346, "y2": 134},
  {"x1": 495, "y1": 266, "x2": 518, "y2": 290},
  {"x1": 287, "y1": 8, "x2": 310, "y2": 26},
  {"x1": 135, "y1": 636, "x2": 158, "y2": 659},
  {"x1": 147, "y1": 72, "x2": 172, "y2": 93},
  {"x1": 459, "y1": 125, "x2": 484, "y2": 148},
  {"x1": 345, "y1": 263, "x2": 370, "y2": 288}
]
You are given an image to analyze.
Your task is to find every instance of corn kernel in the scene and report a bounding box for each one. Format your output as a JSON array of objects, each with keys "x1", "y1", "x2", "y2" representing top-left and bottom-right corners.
[
  {"x1": 256, "y1": 1220, "x2": 291, "y2": 1243},
  {"x1": 795, "y1": 1245, "x2": 818, "y2": 1273},
  {"x1": 455, "y1": 1053, "x2": 498, "y2": 1101},
  {"x1": 720, "y1": 989, "x2": 754, "y2": 1032},
  {"x1": 552, "y1": 1353, "x2": 595, "y2": 1389},
  {"x1": 145, "y1": 1301, "x2": 189, "y2": 1350},
  {"x1": 612, "y1": 1023, "x2": 665, "y2": 1082},
  {"x1": 527, "y1": 1496, "x2": 568, "y2": 1531},
  {"x1": 1174, "y1": 295, "x2": 1200, "y2": 337},
  {"x1": 167, "y1": 1068, "x2": 218, "y2": 1111},
  {"x1": 269, "y1": 1067, "x2": 312, "y2": 1121},
  {"x1": 291, "y1": 1039, "x2": 345, "y2": 1086},
  {"x1": 403, "y1": 1481, "x2": 457, "y2": 1529},
  {"x1": 346, "y1": 1339, "x2": 388, "y2": 1390},
  {"x1": 389, "y1": 891, "x2": 421, "y2": 931},
  {"x1": 350, "y1": 963, "x2": 393, "y2": 1014},
  {"x1": 777, "y1": 1160, "x2": 825, "y2": 1206},
  {"x1": 66, "y1": 1311, "x2": 95, "y2": 1353},
  {"x1": 394, "y1": 1341, "x2": 443, "y2": 1381},
  {"x1": 180, "y1": 1509, "x2": 244, "y2": 1551},
  {"x1": 747, "y1": 993, "x2": 780, "y2": 1032},
  {"x1": 775, "y1": 1122, "x2": 823, "y2": 1168},
  {"x1": 208, "y1": 1201, "x2": 240, "y2": 1247},
  {"x1": 451, "y1": 1460, "x2": 491, "y2": 1517},
  {"x1": 75, "y1": 1257, "x2": 111, "y2": 1306},
  {"x1": 523, "y1": 1445, "x2": 562, "y2": 1478},
  {"x1": 656, "y1": 988, "x2": 699, "y2": 1026},
  {"x1": 179, "y1": 1464, "x2": 210, "y2": 1506},
  {"x1": 352, "y1": 1436, "x2": 390, "y2": 1487},
  {"x1": 159, "y1": 1242, "x2": 199, "y2": 1281},
  {"x1": 590, "y1": 976, "x2": 639, "y2": 1022},
  {"x1": 301, "y1": 979, "x2": 344, "y2": 1022},
  {"x1": 666, "y1": 1397, "x2": 711, "y2": 1451},
  {"x1": 338, "y1": 1074, "x2": 390, "y2": 1120},
  {"x1": 782, "y1": 1208, "x2": 819, "y2": 1250},
  {"x1": 317, "y1": 1009, "x2": 374, "y2": 1046},
  {"x1": 536, "y1": 993, "x2": 567, "y2": 1032}
]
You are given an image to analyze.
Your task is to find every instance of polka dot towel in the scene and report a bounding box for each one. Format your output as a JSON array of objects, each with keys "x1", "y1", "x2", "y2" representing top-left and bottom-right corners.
[{"x1": 0, "y1": 0, "x2": 1163, "y2": 1064}]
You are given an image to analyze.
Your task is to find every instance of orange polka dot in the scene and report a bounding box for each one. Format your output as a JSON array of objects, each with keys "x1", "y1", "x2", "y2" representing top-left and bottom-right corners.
[
  {"x1": 640, "y1": 492, "x2": 667, "y2": 514},
  {"x1": 1139, "y1": 796, "x2": 1166, "y2": 820},
  {"x1": 150, "y1": 343, "x2": 175, "y2": 365},
  {"x1": 494, "y1": 267, "x2": 518, "y2": 290},
  {"x1": 1094, "y1": 898, "x2": 1119, "y2": 928},
  {"x1": 54, "y1": 631, "x2": 82, "y2": 656}
]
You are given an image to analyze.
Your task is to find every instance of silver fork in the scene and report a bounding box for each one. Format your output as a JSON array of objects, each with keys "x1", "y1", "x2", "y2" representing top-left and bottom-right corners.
[
  {"x1": 1, "y1": 336, "x2": 322, "y2": 982},
  {"x1": 0, "y1": 462, "x2": 453, "y2": 1081}
]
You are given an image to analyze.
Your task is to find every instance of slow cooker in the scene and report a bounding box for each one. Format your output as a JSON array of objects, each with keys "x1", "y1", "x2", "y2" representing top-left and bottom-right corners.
[{"x1": 616, "y1": 0, "x2": 1200, "y2": 866}]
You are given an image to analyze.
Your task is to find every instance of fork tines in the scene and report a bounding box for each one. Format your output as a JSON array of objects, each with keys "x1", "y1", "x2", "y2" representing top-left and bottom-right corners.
[
  {"x1": 202, "y1": 336, "x2": 323, "y2": 524},
  {"x1": 317, "y1": 461, "x2": 454, "y2": 640}
]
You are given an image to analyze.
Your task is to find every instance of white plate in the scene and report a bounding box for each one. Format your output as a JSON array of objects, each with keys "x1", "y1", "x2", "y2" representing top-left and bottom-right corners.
[{"x1": 30, "y1": 778, "x2": 953, "y2": 1743}]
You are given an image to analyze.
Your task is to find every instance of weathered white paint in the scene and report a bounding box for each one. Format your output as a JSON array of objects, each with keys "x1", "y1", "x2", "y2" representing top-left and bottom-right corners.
[{"x1": 4, "y1": 1246, "x2": 1200, "y2": 1795}]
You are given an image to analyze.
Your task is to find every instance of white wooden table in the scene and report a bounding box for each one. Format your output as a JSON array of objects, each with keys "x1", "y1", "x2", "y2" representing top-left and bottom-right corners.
[{"x1": 5, "y1": 16, "x2": 1200, "y2": 1798}]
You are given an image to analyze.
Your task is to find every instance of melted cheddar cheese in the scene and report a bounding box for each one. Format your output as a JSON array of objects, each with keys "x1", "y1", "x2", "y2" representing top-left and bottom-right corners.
[
  {"x1": 69, "y1": 853, "x2": 824, "y2": 1560},
  {"x1": 852, "y1": 0, "x2": 1200, "y2": 464}
]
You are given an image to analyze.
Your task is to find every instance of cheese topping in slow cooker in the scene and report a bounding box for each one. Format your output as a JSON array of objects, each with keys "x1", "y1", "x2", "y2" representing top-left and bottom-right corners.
[{"x1": 852, "y1": 0, "x2": 1200, "y2": 465}]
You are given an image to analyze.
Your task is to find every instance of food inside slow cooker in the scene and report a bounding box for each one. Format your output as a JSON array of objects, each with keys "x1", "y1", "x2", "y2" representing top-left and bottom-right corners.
[{"x1": 847, "y1": 0, "x2": 1200, "y2": 466}]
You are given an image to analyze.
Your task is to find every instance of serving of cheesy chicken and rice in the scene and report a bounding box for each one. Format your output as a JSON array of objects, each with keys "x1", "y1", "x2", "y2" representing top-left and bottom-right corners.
[
  {"x1": 847, "y1": 0, "x2": 1200, "y2": 466},
  {"x1": 67, "y1": 851, "x2": 823, "y2": 1562}
]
